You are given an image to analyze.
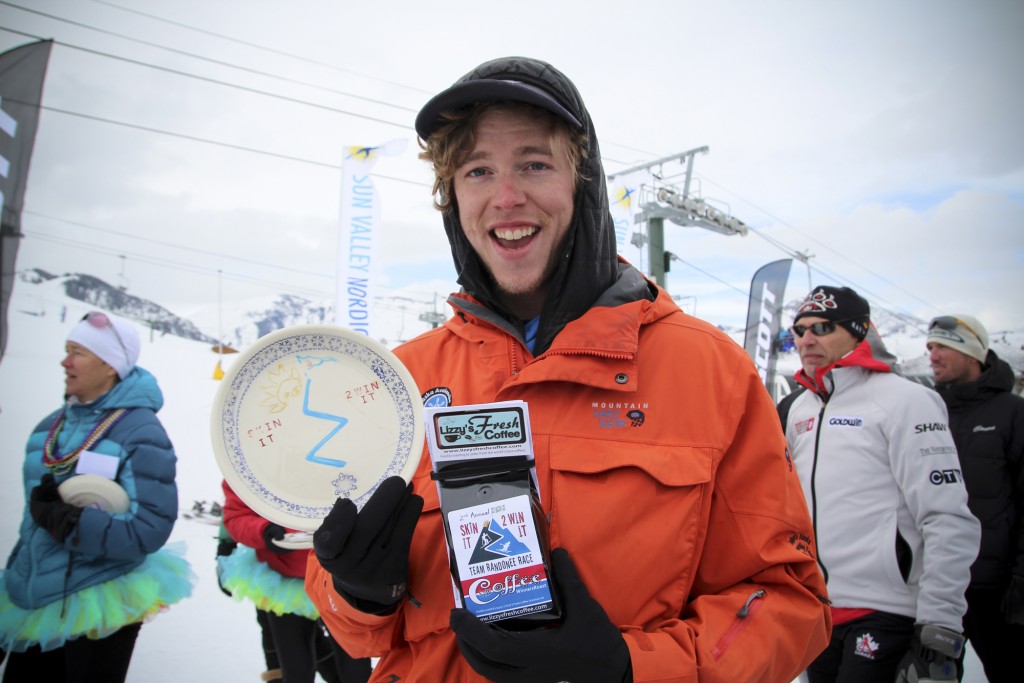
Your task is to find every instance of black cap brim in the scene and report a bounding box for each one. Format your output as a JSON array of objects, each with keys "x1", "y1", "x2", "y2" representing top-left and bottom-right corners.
[{"x1": 415, "y1": 79, "x2": 582, "y2": 139}]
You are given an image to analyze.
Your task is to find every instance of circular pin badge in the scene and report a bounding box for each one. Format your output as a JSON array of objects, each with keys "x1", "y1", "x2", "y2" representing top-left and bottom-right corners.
[{"x1": 210, "y1": 325, "x2": 424, "y2": 531}]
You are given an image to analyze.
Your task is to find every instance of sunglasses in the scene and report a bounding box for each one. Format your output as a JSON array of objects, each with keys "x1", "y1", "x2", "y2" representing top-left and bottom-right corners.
[
  {"x1": 929, "y1": 316, "x2": 983, "y2": 347},
  {"x1": 82, "y1": 312, "x2": 130, "y2": 366},
  {"x1": 790, "y1": 318, "x2": 856, "y2": 338}
]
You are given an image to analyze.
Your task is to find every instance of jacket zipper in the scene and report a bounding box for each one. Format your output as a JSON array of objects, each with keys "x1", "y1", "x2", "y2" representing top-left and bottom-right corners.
[
  {"x1": 810, "y1": 400, "x2": 829, "y2": 583},
  {"x1": 710, "y1": 589, "x2": 766, "y2": 661}
]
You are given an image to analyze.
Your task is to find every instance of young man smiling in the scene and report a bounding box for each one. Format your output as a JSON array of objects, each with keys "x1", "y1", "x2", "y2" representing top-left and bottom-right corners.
[
  {"x1": 307, "y1": 56, "x2": 831, "y2": 683},
  {"x1": 780, "y1": 286, "x2": 980, "y2": 683}
]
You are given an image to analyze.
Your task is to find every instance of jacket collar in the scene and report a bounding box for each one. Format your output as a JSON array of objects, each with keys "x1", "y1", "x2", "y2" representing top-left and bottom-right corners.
[
  {"x1": 446, "y1": 260, "x2": 657, "y2": 356},
  {"x1": 795, "y1": 338, "x2": 892, "y2": 396}
]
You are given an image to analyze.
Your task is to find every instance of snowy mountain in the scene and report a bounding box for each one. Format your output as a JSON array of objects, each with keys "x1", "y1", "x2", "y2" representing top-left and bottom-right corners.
[
  {"x1": 15, "y1": 269, "x2": 438, "y2": 352},
  {"x1": 16, "y1": 269, "x2": 218, "y2": 345},
  {"x1": 12, "y1": 268, "x2": 1024, "y2": 388}
]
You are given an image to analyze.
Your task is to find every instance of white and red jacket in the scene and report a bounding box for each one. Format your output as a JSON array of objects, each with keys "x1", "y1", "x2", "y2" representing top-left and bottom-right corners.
[{"x1": 784, "y1": 341, "x2": 980, "y2": 632}]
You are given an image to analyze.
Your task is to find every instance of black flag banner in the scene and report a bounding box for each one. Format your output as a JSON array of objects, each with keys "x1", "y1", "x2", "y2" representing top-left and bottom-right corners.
[
  {"x1": 743, "y1": 258, "x2": 793, "y2": 399},
  {"x1": 0, "y1": 39, "x2": 52, "y2": 361}
]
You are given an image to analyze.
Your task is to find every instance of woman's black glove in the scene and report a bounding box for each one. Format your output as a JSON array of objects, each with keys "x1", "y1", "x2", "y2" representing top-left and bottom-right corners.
[
  {"x1": 312, "y1": 476, "x2": 423, "y2": 614},
  {"x1": 29, "y1": 473, "x2": 82, "y2": 542},
  {"x1": 262, "y1": 523, "x2": 290, "y2": 554},
  {"x1": 450, "y1": 547, "x2": 632, "y2": 683}
]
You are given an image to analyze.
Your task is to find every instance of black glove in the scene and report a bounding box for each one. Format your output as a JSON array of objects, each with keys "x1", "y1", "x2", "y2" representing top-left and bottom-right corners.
[
  {"x1": 1002, "y1": 574, "x2": 1024, "y2": 625},
  {"x1": 262, "y1": 523, "x2": 290, "y2": 553},
  {"x1": 29, "y1": 473, "x2": 82, "y2": 542},
  {"x1": 450, "y1": 547, "x2": 631, "y2": 683},
  {"x1": 312, "y1": 476, "x2": 423, "y2": 614},
  {"x1": 216, "y1": 538, "x2": 238, "y2": 558},
  {"x1": 894, "y1": 624, "x2": 964, "y2": 683}
]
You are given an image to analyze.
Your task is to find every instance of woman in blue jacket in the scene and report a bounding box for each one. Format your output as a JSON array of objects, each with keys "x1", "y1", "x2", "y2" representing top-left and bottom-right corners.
[{"x1": 0, "y1": 311, "x2": 194, "y2": 683}]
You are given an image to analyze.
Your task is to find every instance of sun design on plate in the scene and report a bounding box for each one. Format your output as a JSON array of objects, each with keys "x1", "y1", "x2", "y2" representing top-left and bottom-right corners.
[{"x1": 260, "y1": 362, "x2": 302, "y2": 413}]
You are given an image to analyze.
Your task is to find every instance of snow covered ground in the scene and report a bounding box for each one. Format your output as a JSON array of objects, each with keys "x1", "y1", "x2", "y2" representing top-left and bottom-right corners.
[{"x1": 0, "y1": 279, "x2": 990, "y2": 681}]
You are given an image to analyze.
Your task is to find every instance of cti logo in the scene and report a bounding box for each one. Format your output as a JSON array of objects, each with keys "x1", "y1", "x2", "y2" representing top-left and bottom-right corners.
[{"x1": 930, "y1": 469, "x2": 963, "y2": 485}]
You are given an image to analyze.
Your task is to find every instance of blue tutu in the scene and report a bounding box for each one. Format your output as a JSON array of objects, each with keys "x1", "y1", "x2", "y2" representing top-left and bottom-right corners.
[
  {"x1": 0, "y1": 542, "x2": 196, "y2": 653},
  {"x1": 217, "y1": 545, "x2": 318, "y2": 620}
]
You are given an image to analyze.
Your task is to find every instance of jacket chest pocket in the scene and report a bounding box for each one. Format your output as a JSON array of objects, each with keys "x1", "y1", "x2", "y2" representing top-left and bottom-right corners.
[{"x1": 545, "y1": 436, "x2": 713, "y2": 623}]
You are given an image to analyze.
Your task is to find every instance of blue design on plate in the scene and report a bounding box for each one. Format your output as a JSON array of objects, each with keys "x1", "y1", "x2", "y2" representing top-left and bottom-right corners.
[{"x1": 217, "y1": 332, "x2": 418, "y2": 522}]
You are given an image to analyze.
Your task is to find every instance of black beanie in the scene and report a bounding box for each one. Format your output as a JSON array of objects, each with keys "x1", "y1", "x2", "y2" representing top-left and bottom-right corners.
[{"x1": 794, "y1": 286, "x2": 871, "y2": 340}]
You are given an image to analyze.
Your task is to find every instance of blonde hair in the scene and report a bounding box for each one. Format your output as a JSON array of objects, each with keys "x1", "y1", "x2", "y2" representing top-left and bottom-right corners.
[{"x1": 418, "y1": 101, "x2": 588, "y2": 213}]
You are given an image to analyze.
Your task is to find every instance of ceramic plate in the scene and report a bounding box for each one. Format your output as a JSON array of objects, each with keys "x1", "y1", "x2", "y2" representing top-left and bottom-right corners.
[
  {"x1": 210, "y1": 325, "x2": 424, "y2": 531},
  {"x1": 58, "y1": 474, "x2": 130, "y2": 513},
  {"x1": 272, "y1": 531, "x2": 315, "y2": 550}
]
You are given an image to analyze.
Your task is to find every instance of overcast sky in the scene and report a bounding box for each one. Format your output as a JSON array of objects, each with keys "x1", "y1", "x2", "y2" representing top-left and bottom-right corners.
[{"x1": 2, "y1": 0, "x2": 1022, "y2": 335}]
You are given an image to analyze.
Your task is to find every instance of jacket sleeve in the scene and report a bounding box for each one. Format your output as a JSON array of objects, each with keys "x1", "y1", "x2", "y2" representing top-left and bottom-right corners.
[
  {"x1": 70, "y1": 410, "x2": 178, "y2": 560},
  {"x1": 305, "y1": 546, "x2": 408, "y2": 658},
  {"x1": 630, "y1": 360, "x2": 831, "y2": 683},
  {"x1": 887, "y1": 385, "x2": 980, "y2": 631},
  {"x1": 221, "y1": 479, "x2": 271, "y2": 550},
  {"x1": 1006, "y1": 395, "x2": 1024, "y2": 578}
]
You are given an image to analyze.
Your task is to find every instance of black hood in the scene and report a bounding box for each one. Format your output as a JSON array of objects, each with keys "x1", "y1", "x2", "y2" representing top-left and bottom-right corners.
[
  {"x1": 422, "y1": 57, "x2": 619, "y2": 354},
  {"x1": 937, "y1": 348, "x2": 1017, "y2": 406}
]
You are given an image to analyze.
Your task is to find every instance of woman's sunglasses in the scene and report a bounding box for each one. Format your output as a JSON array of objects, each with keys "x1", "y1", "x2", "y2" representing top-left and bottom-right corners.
[
  {"x1": 82, "y1": 311, "x2": 130, "y2": 365},
  {"x1": 929, "y1": 315, "x2": 983, "y2": 347},
  {"x1": 790, "y1": 318, "x2": 857, "y2": 338}
]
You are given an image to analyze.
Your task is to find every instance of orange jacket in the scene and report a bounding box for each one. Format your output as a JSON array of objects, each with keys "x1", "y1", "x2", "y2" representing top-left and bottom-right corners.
[{"x1": 307, "y1": 287, "x2": 830, "y2": 682}]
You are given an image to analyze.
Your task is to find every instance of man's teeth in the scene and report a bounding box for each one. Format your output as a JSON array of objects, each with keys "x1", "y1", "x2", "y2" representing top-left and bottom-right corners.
[{"x1": 494, "y1": 227, "x2": 537, "y2": 240}]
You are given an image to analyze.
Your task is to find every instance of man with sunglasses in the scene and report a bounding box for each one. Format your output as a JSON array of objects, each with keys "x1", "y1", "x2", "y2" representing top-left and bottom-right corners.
[
  {"x1": 779, "y1": 286, "x2": 980, "y2": 683},
  {"x1": 927, "y1": 314, "x2": 1024, "y2": 683}
]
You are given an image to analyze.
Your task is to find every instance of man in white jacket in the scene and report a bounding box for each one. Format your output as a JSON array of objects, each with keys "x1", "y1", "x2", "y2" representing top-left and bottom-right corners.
[{"x1": 778, "y1": 285, "x2": 980, "y2": 683}]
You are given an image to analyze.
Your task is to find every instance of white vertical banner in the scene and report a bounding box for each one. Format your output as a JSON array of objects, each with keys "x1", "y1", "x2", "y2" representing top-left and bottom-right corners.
[
  {"x1": 336, "y1": 139, "x2": 406, "y2": 337},
  {"x1": 607, "y1": 169, "x2": 652, "y2": 260}
]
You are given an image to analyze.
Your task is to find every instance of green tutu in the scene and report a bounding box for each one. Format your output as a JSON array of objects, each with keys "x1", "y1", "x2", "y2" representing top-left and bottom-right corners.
[
  {"x1": 217, "y1": 545, "x2": 318, "y2": 620},
  {"x1": 0, "y1": 542, "x2": 196, "y2": 653}
]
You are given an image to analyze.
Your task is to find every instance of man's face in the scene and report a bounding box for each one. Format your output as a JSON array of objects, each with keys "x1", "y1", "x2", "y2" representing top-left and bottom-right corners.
[
  {"x1": 452, "y1": 107, "x2": 575, "y2": 319},
  {"x1": 62, "y1": 341, "x2": 117, "y2": 403},
  {"x1": 793, "y1": 316, "x2": 860, "y2": 376},
  {"x1": 928, "y1": 342, "x2": 979, "y2": 384}
]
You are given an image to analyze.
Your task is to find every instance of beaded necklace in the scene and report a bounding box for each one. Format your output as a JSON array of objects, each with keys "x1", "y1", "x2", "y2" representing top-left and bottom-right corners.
[{"x1": 42, "y1": 408, "x2": 129, "y2": 476}]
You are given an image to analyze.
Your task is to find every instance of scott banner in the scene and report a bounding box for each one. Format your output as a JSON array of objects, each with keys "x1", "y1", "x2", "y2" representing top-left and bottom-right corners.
[
  {"x1": 0, "y1": 39, "x2": 52, "y2": 361},
  {"x1": 743, "y1": 258, "x2": 793, "y2": 392},
  {"x1": 336, "y1": 139, "x2": 405, "y2": 339}
]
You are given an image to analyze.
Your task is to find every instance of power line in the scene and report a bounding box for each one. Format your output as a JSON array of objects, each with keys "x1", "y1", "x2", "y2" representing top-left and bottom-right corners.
[
  {"x1": 0, "y1": 13, "x2": 639, "y2": 168},
  {"x1": 24, "y1": 210, "x2": 335, "y2": 280},
  {"x1": 0, "y1": 31, "x2": 413, "y2": 133},
  {"x1": 665, "y1": 253, "x2": 748, "y2": 297},
  {"x1": 0, "y1": 6, "x2": 936, "y2": 319},
  {"x1": 699, "y1": 174, "x2": 937, "y2": 316},
  {"x1": 22, "y1": 211, "x2": 448, "y2": 302},
  {"x1": 88, "y1": 0, "x2": 436, "y2": 96},
  {"x1": 0, "y1": 0, "x2": 421, "y2": 113}
]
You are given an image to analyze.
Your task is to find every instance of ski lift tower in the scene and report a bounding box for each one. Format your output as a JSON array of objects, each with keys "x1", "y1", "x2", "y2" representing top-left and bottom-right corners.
[{"x1": 608, "y1": 146, "x2": 749, "y2": 289}]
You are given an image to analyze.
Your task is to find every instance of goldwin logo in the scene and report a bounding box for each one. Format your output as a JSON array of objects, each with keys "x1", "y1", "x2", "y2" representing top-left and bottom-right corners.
[{"x1": 973, "y1": 425, "x2": 996, "y2": 432}]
